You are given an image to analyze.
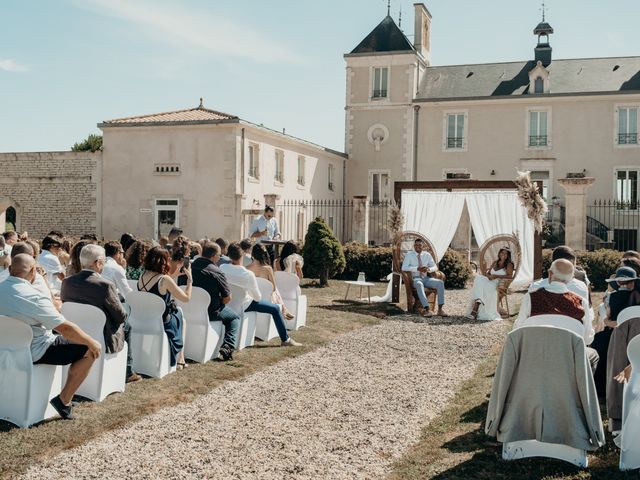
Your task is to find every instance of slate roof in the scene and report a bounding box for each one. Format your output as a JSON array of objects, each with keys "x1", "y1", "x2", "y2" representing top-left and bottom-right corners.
[
  {"x1": 349, "y1": 15, "x2": 415, "y2": 55},
  {"x1": 416, "y1": 57, "x2": 640, "y2": 100},
  {"x1": 100, "y1": 105, "x2": 238, "y2": 126}
]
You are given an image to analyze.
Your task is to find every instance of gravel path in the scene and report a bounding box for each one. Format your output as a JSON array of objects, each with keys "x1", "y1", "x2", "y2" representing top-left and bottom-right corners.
[{"x1": 20, "y1": 290, "x2": 517, "y2": 480}]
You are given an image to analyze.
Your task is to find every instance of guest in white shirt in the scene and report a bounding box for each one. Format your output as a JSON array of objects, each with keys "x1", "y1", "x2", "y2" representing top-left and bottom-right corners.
[
  {"x1": 401, "y1": 238, "x2": 447, "y2": 317},
  {"x1": 3, "y1": 230, "x2": 18, "y2": 256},
  {"x1": 37, "y1": 234, "x2": 66, "y2": 294},
  {"x1": 220, "y1": 243, "x2": 301, "y2": 347},
  {"x1": 102, "y1": 241, "x2": 133, "y2": 298},
  {"x1": 0, "y1": 242, "x2": 56, "y2": 303}
]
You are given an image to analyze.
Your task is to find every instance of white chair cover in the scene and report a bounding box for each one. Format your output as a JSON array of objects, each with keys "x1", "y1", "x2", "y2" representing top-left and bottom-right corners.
[
  {"x1": 275, "y1": 271, "x2": 307, "y2": 330},
  {"x1": 620, "y1": 335, "x2": 640, "y2": 470},
  {"x1": 126, "y1": 291, "x2": 176, "y2": 378},
  {"x1": 177, "y1": 286, "x2": 224, "y2": 363},
  {"x1": 254, "y1": 278, "x2": 278, "y2": 341},
  {"x1": 516, "y1": 314, "x2": 585, "y2": 339},
  {"x1": 60, "y1": 303, "x2": 127, "y2": 401},
  {"x1": 228, "y1": 284, "x2": 256, "y2": 350},
  {"x1": 127, "y1": 279, "x2": 138, "y2": 292},
  {"x1": 0, "y1": 316, "x2": 62, "y2": 428},
  {"x1": 618, "y1": 306, "x2": 640, "y2": 326}
]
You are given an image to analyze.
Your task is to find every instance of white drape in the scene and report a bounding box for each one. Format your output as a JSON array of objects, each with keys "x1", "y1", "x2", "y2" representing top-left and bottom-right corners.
[
  {"x1": 464, "y1": 191, "x2": 534, "y2": 286},
  {"x1": 400, "y1": 189, "x2": 535, "y2": 287},
  {"x1": 401, "y1": 191, "x2": 466, "y2": 260}
]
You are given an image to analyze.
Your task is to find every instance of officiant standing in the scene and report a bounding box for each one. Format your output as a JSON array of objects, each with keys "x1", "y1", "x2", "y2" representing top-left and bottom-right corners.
[
  {"x1": 250, "y1": 205, "x2": 281, "y2": 263},
  {"x1": 402, "y1": 238, "x2": 448, "y2": 317}
]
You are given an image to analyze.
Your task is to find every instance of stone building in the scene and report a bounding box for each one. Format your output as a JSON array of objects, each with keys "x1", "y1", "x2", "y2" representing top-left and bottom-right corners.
[{"x1": 345, "y1": 4, "x2": 640, "y2": 249}]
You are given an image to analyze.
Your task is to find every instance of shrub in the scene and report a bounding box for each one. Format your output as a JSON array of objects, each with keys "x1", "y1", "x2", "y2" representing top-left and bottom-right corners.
[
  {"x1": 439, "y1": 248, "x2": 472, "y2": 289},
  {"x1": 302, "y1": 217, "x2": 346, "y2": 287},
  {"x1": 338, "y1": 242, "x2": 392, "y2": 282},
  {"x1": 541, "y1": 248, "x2": 622, "y2": 291}
]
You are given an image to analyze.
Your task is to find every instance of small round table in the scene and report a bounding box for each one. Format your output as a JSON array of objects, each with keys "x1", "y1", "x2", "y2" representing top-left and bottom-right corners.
[{"x1": 344, "y1": 280, "x2": 375, "y2": 303}]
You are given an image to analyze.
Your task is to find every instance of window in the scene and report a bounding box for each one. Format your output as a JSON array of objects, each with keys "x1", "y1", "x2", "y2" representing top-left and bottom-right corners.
[
  {"x1": 618, "y1": 107, "x2": 638, "y2": 145},
  {"x1": 616, "y1": 169, "x2": 639, "y2": 209},
  {"x1": 372, "y1": 67, "x2": 388, "y2": 99},
  {"x1": 248, "y1": 144, "x2": 259, "y2": 178},
  {"x1": 274, "y1": 149, "x2": 284, "y2": 184},
  {"x1": 446, "y1": 113, "x2": 465, "y2": 149},
  {"x1": 154, "y1": 199, "x2": 179, "y2": 239},
  {"x1": 297, "y1": 156, "x2": 305, "y2": 186},
  {"x1": 370, "y1": 171, "x2": 390, "y2": 204},
  {"x1": 529, "y1": 110, "x2": 548, "y2": 147},
  {"x1": 534, "y1": 77, "x2": 544, "y2": 94},
  {"x1": 328, "y1": 164, "x2": 335, "y2": 191}
]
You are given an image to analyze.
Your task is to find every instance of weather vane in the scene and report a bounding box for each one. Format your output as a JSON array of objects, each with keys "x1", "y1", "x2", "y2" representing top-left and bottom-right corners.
[{"x1": 541, "y1": 1, "x2": 547, "y2": 21}]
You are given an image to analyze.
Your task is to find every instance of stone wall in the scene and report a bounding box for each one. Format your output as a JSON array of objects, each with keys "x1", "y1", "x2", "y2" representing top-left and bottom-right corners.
[{"x1": 0, "y1": 151, "x2": 101, "y2": 239}]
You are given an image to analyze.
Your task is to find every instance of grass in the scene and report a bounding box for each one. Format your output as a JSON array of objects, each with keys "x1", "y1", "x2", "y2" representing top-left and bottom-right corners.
[
  {"x1": 0, "y1": 280, "x2": 401, "y2": 480},
  {"x1": 389, "y1": 292, "x2": 635, "y2": 480}
]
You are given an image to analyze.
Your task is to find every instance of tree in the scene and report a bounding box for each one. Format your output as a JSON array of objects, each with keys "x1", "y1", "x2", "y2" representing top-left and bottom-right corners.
[
  {"x1": 302, "y1": 217, "x2": 346, "y2": 287},
  {"x1": 71, "y1": 134, "x2": 103, "y2": 152}
]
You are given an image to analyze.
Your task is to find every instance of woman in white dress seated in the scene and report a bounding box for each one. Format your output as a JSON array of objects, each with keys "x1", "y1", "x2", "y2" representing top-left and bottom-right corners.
[
  {"x1": 275, "y1": 241, "x2": 304, "y2": 280},
  {"x1": 467, "y1": 247, "x2": 514, "y2": 320}
]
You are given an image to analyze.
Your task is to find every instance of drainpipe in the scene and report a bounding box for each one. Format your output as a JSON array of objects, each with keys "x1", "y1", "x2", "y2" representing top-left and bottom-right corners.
[
  {"x1": 240, "y1": 128, "x2": 246, "y2": 195},
  {"x1": 342, "y1": 155, "x2": 347, "y2": 243},
  {"x1": 412, "y1": 105, "x2": 420, "y2": 181}
]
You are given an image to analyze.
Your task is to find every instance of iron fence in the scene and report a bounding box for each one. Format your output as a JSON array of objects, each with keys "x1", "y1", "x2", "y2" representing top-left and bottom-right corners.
[{"x1": 586, "y1": 200, "x2": 640, "y2": 251}]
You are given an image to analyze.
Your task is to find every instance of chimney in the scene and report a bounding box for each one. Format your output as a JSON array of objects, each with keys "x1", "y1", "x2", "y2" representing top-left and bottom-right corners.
[{"x1": 413, "y1": 3, "x2": 432, "y2": 65}]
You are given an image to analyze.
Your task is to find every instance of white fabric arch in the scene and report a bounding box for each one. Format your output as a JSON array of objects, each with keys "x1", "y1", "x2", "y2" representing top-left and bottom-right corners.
[{"x1": 401, "y1": 189, "x2": 535, "y2": 286}]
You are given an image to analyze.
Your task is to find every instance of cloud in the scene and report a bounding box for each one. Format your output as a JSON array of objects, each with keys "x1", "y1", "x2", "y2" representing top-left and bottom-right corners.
[
  {"x1": 74, "y1": 0, "x2": 303, "y2": 64},
  {"x1": 0, "y1": 59, "x2": 28, "y2": 72}
]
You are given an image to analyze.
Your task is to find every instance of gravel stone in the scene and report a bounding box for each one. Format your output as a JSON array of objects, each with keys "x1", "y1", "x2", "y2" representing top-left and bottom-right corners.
[{"x1": 20, "y1": 288, "x2": 518, "y2": 480}]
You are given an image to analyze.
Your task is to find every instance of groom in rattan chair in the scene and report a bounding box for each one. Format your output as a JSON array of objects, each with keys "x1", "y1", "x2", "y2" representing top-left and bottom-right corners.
[{"x1": 402, "y1": 238, "x2": 448, "y2": 317}]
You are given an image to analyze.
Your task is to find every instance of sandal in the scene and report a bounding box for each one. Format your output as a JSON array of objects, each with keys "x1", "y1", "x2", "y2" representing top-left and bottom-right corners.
[
  {"x1": 284, "y1": 312, "x2": 295, "y2": 320},
  {"x1": 176, "y1": 361, "x2": 187, "y2": 370}
]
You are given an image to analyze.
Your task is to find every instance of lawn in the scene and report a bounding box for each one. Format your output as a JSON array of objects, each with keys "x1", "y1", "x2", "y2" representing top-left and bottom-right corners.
[{"x1": 0, "y1": 280, "x2": 399, "y2": 480}]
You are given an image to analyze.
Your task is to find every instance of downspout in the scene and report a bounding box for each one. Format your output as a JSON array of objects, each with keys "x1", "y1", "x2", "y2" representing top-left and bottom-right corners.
[
  {"x1": 412, "y1": 105, "x2": 420, "y2": 181},
  {"x1": 342, "y1": 155, "x2": 347, "y2": 243},
  {"x1": 240, "y1": 127, "x2": 246, "y2": 195}
]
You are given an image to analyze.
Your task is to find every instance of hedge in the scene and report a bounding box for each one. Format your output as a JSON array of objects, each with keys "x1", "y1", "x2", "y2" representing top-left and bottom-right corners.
[
  {"x1": 336, "y1": 243, "x2": 471, "y2": 289},
  {"x1": 542, "y1": 248, "x2": 623, "y2": 291}
]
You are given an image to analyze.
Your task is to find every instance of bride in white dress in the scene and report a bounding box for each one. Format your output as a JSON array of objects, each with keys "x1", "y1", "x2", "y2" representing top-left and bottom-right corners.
[{"x1": 467, "y1": 248, "x2": 514, "y2": 321}]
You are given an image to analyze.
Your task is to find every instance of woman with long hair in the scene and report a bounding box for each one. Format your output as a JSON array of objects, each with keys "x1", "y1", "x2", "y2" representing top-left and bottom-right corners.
[
  {"x1": 247, "y1": 243, "x2": 295, "y2": 320},
  {"x1": 67, "y1": 239, "x2": 94, "y2": 276},
  {"x1": 137, "y1": 246, "x2": 191, "y2": 369},
  {"x1": 125, "y1": 240, "x2": 150, "y2": 280},
  {"x1": 467, "y1": 247, "x2": 515, "y2": 321},
  {"x1": 275, "y1": 241, "x2": 304, "y2": 280}
]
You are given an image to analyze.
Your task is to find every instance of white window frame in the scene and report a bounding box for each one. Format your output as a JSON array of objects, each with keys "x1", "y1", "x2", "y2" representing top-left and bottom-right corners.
[
  {"x1": 442, "y1": 110, "x2": 468, "y2": 152},
  {"x1": 153, "y1": 198, "x2": 180, "y2": 240},
  {"x1": 614, "y1": 104, "x2": 639, "y2": 148},
  {"x1": 274, "y1": 149, "x2": 284, "y2": 185},
  {"x1": 248, "y1": 143, "x2": 260, "y2": 181},
  {"x1": 614, "y1": 166, "x2": 640, "y2": 210},
  {"x1": 525, "y1": 107, "x2": 552, "y2": 150},
  {"x1": 370, "y1": 66, "x2": 390, "y2": 101},
  {"x1": 328, "y1": 163, "x2": 335, "y2": 191},
  {"x1": 368, "y1": 169, "x2": 391, "y2": 204},
  {"x1": 297, "y1": 155, "x2": 305, "y2": 187}
]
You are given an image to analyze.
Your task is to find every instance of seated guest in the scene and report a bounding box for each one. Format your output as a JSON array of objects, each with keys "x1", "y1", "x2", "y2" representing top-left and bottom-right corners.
[
  {"x1": 401, "y1": 238, "x2": 447, "y2": 317},
  {"x1": 0, "y1": 242, "x2": 55, "y2": 302},
  {"x1": 516, "y1": 259, "x2": 598, "y2": 372},
  {"x1": 125, "y1": 240, "x2": 149, "y2": 280},
  {"x1": 215, "y1": 238, "x2": 232, "y2": 266},
  {"x1": 189, "y1": 241, "x2": 202, "y2": 260},
  {"x1": 592, "y1": 266, "x2": 640, "y2": 395},
  {"x1": 138, "y1": 246, "x2": 190, "y2": 369},
  {"x1": 0, "y1": 236, "x2": 8, "y2": 271},
  {"x1": 3, "y1": 230, "x2": 18, "y2": 255},
  {"x1": 119, "y1": 233, "x2": 136, "y2": 254},
  {"x1": 468, "y1": 247, "x2": 514, "y2": 320},
  {"x1": 239, "y1": 238, "x2": 253, "y2": 267},
  {"x1": 67, "y1": 239, "x2": 94, "y2": 276},
  {"x1": 158, "y1": 235, "x2": 169, "y2": 250},
  {"x1": 167, "y1": 227, "x2": 183, "y2": 247},
  {"x1": 276, "y1": 241, "x2": 304, "y2": 280},
  {"x1": 221, "y1": 243, "x2": 301, "y2": 347},
  {"x1": 61, "y1": 244, "x2": 140, "y2": 382},
  {"x1": 183, "y1": 241, "x2": 240, "y2": 360},
  {"x1": 169, "y1": 236, "x2": 190, "y2": 279},
  {"x1": 38, "y1": 234, "x2": 66, "y2": 293},
  {"x1": 0, "y1": 254, "x2": 102, "y2": 419},
  {"x1": 531, "y1": 246, "x2": 590, "y2": 303},
  {"x1": 247, "y1": 244, "x2": 294, "y2": 320},
  {"x1": 102, "y1": 241, "x2": 133, "y2": 299}
]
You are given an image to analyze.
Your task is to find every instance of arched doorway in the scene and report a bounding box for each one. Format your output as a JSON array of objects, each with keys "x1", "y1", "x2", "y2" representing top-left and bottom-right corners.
[{"x1": 0, "y1": 198, "x2": 21, "y2": 232}]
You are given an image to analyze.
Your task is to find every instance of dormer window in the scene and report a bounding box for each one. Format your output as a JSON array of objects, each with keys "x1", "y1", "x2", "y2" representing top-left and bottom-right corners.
[
  {"x1": 534, "y1": 77, "x2": 544, "y2": 94},
  {"x1": 372, "y1": 67, "x2": 388, "y2": 99}
]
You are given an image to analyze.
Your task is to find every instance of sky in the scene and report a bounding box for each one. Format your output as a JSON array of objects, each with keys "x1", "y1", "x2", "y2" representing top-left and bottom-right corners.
[{"x1": 1, "y1": 0, "x2": 639, "y2": 153}]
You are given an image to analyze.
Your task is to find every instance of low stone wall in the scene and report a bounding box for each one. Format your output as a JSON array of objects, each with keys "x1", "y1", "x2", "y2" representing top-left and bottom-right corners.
[{"x1": 0, "y1": 151, "x2": 101, "y2": 239}]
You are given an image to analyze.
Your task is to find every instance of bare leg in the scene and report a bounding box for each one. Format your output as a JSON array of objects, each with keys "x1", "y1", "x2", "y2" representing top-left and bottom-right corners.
[
  {"x1": 59, "y1": 355, "x2": 95, "y2": 405},
  {"x1": 471, "y1": 300, "x2": 481, "y2": 319}
]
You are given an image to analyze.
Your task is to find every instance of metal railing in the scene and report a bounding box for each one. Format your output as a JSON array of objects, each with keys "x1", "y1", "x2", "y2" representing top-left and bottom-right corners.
[
  {"x1": 529, "y1": 135, "x2": 548, "y2": 147},
  {"x1": 274, "y1": 172, "x2": 284, "y2": 183},
  {"x1": 586, "y1": 199, "x2": 640, "y2": 251},
  {"x1": 618, "y1": 133, "x2": 638, "y2": 145},
  {"x1": 372, "y1": 89, "x2": 387, "y2": 98},
  {"x1": 446, "y1": 137, "x2": 463, "y2": 149}
]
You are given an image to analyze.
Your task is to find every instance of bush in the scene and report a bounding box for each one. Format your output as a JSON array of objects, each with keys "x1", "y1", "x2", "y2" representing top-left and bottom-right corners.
[
  {"x1": 541, "y1": 248, "x2": 622, "y2": 291},
  {"x1": 439, "y1": 248, "x2": 472, "y2": 289},
  {"x1": 302, "y1": 217, "x2": 346, "y2": 287},
  {"x1": 337, "y1": 242, "x2": 392, "y2": 282}
]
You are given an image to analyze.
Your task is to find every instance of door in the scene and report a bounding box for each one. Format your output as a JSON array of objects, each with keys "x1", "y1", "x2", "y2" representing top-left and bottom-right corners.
[{"x1": 154, "y1": 199, "x2": 179, "y2": 239}]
